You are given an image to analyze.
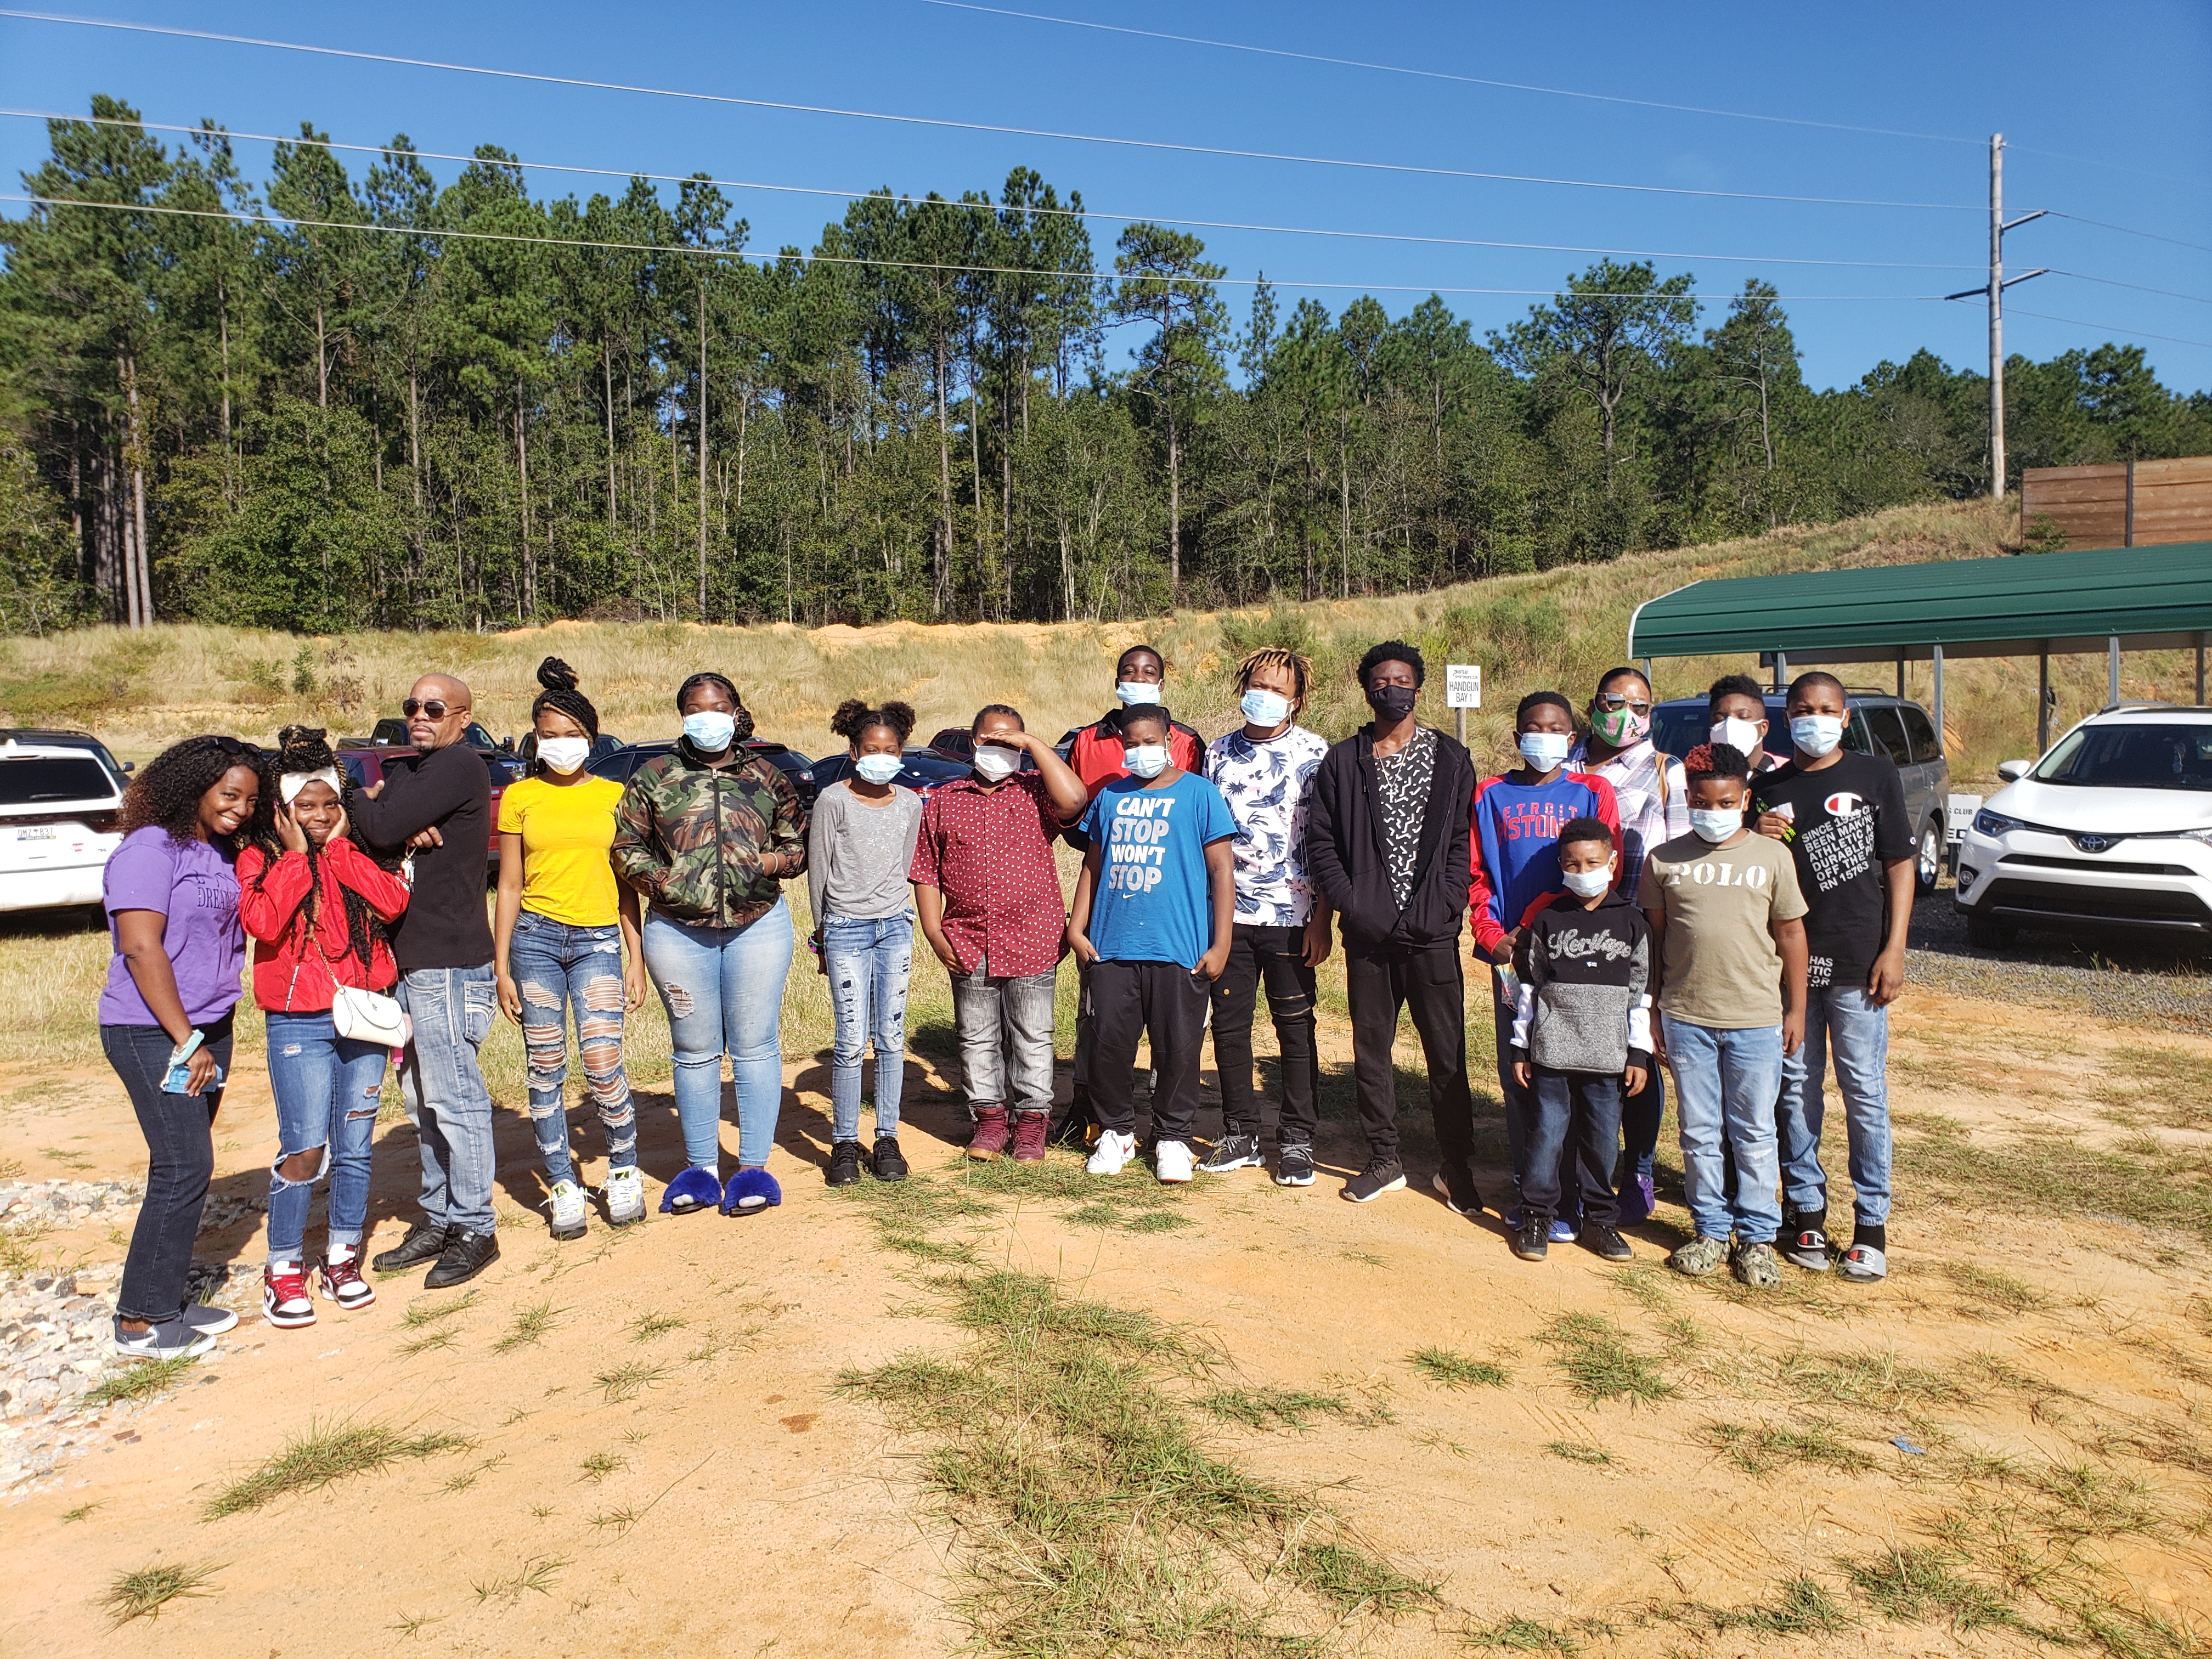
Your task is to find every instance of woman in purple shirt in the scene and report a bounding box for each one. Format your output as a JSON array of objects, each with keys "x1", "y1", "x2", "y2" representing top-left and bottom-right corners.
[{"x1": 100, "y1": 736, "x2": 273, "y2": 1362}]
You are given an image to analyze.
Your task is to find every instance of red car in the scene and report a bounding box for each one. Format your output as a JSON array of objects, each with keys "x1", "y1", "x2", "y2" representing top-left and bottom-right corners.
[{"x1": 335, "y1": 742, "x2": 521, "y2": 869}]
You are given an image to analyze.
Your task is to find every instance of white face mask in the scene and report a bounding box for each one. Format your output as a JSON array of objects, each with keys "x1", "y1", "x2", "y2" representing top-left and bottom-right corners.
[
  {"x1": 1561, "y1": 864, "x2": 1613, "y2": 899},
  {"x1": 1710, "y1": 716, "x2": 1762, "y2": 755},
  {"x1": 1691, "y1": 808, "x2": 1742, "y2": 843},
  {"x1": 537, "y1": 736, "x2": 591, "y2": 775},
  {"x1": 1240, "y1": 687, "x2": 1292, "y2": 728},
  {"x1": 1790, "y1": 714, "x2": 1845, "y2": 758},
  {"x1": 683, "y1": 710, "x2": 737, "y2": 753},
  {"x1": 971, "y1": 744, "x2": 1020, "y2": 783},
  {"x1": 1518, "y1": 731, "x2": 1572, "y2": 771},
  {"x1": 1124, "y1": 744, "x2": 1170, "y2": 779},
  {"x1": 1116, "y1": 681, "x2": 1162, "y2": 707},
  {"x1": 853, "y1": 753, "x2": 904, "y2": 786}
]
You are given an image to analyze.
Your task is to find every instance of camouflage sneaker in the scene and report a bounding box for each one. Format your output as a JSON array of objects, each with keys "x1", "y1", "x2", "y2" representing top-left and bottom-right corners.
[
  {"x1": 1667, "y1": 1235, "x2": 1729, "y2": 1278},
  {"x1": 1730, "y1": 1240, "x2": 1784, "y2": 1289}
]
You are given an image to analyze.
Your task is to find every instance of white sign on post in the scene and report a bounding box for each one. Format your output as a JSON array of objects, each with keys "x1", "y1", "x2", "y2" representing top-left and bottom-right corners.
[{"x1": 1444, "y1": 664, "x2": 1482, "y2": 709}]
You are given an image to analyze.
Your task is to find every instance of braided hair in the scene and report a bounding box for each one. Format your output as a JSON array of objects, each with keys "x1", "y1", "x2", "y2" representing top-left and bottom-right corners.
[
  {"x1": 675, "y1": 672, "x2": 755, "y2": 743},
  {"x1": 532, "y1": 657, "x2": 599, "y2": 741},
  {"x1": 256, "y1": 725, "x2": 390, "y2": 973}
]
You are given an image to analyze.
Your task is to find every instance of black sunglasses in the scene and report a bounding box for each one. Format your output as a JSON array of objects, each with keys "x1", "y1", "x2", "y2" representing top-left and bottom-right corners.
[{"x1": 402, "y1": 698, "x2": 467, "y2": 719}]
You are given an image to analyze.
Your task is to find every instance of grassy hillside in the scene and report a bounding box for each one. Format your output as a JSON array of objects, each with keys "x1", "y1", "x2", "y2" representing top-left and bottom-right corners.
[{"x1": 2, "y1": 498, "x2": 2200, "y2": 784}]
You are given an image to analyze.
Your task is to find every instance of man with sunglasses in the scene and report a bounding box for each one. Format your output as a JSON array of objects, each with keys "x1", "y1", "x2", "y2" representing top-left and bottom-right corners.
[{"x1": 351, "y1": 674, "x2": 502, "y2": 1290}]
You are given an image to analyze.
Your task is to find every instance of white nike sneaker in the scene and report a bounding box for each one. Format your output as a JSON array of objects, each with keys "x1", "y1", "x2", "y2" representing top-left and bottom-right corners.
[
  {"x1": 1087, "y1": 1130, "x2": 1137, "y2": 1176},
  {"x1": 603, "y1": 1165, "x2": 645, "y2": 1228},
  {"x1": 546, "y1": 1179, "x2": 588, "y2": 1242},
  {"x1": 1153, "y1": 1139, "x2": 1195, "y2": 1184}
]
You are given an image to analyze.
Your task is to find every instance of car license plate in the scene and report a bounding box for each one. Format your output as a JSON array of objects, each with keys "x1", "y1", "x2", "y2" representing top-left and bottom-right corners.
[{"x1": 12, "y1": 825, "x2": 55, "y2": 841}]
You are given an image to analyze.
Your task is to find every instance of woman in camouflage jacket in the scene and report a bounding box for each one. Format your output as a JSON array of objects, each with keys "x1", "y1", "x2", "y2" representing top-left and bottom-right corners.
[{"x1": 613, "y1": 673, "x2": 809, "y2": 1215}]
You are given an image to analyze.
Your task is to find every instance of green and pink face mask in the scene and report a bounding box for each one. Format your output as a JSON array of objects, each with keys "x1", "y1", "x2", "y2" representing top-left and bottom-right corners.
[{"x1": 1593, "y1": 705, "x2": 1651, "y2": 747}]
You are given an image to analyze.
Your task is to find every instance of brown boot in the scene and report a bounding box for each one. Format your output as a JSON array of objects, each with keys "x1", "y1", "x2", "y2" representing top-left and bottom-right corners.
[
  {"x1": 1009, "y1": 1111, "x2": 1049, "y2": 1163},
  {"x1": 967, "y1": 1107, "x2": 1011, "y2": 1161}
]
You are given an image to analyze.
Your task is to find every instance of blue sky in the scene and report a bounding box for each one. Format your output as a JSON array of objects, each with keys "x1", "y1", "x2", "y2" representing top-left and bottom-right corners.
[{"x1": 3, "y1": 0, "x2": 2207, "y2": 391}]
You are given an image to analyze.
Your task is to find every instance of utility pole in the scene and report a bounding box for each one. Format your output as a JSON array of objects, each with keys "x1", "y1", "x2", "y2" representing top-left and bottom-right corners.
[{"x1": 1946, "y1": 136, "x2": 2046, "y2": 500}]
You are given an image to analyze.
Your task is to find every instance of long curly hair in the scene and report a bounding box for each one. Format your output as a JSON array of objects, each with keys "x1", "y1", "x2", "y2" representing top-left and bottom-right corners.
[
  {"x1": 253, "y1": 725, "x2": 390, "y2": 970},
  {"x1": 120, "y1": 735, "x2": 274, "y2": 856}
]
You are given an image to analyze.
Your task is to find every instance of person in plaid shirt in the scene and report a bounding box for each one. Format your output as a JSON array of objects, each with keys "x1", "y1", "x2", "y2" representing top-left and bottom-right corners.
[{"x1": 909, "y1": 704, "x2": 1090, "y2": 1163}]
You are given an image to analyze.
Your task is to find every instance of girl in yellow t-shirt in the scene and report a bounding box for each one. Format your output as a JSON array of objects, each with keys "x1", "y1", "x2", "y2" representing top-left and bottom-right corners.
[{"x1": 494, "y1": 658, "x2": 647, "y2": 1240}]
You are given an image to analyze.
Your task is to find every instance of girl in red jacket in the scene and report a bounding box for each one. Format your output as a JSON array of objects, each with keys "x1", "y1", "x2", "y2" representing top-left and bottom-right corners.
[{"x1": 237, "y1": 727, "x2": 410, "y2": 1329}]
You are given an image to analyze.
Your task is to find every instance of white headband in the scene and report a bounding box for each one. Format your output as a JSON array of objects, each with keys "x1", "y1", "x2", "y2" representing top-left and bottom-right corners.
[{"x1": 279, "y1": 767, "x2": 344, "y2": 804}]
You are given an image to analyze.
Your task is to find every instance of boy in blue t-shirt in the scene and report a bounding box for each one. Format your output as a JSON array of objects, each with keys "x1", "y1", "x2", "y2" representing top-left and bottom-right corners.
[{"x1": 1068, "y1": 704, "x2": 1237, "y2": 1184}]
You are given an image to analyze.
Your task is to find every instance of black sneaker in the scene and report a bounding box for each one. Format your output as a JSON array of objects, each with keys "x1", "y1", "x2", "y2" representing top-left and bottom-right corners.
[
  {"x1": 1047, "y1": 1091, "x2": 1097, "y2": 1149},
  {"x1": 826, "y1": 1140, "x2": 865, "y2": 1187},
  {"x1": 371, "y1": 1220, "x2": 453, "y2": 1274},
  {"x1": 1581, "y1": 1221, "x2": 1634, "y2": 1261},
  {"x1": 1274, "y1": 1142, "x2": 1316, "y2": 1187},
  {"x1": 1430, "y1": 1163, "x2": 1480, "y2": 1216},
  {"x1": 422, "y1": 1229, "x2": 499, "y2": 1290},
  {"x1": 1340, "y1": 1157, "x2": 1406, "y2": 1203},
  {"x1": 872, "y1": 1136, "x2": 909, "y2": 1181},
  {"x1": 1197, "y1": 1133, "x2": 1262, "y2": 1174},
  {"x1": 1511, "y1": 1217, "x2": 1549, "y2": 1261}
]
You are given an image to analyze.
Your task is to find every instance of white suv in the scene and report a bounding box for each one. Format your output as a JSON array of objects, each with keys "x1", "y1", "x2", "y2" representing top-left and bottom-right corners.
[
  {"x1": 1954, "y1": 705, "x2": 2212, "y2": 949},
  {"x1": 0, "y1": 740, "x2": 127, "y2": 914}
]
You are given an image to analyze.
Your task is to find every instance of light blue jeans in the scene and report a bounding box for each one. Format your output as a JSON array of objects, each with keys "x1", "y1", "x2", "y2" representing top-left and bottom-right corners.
[
  {"x1": 1776, "y1": 986, "x2": 1892, "y2": 1227},
  {"x1": 643, "y1": 900, "x2": 793, "y2": 1172},
  {"x1": 509, "y1": 912, "x2": 636, "y2": 1188},
  {"x1": 1663, "y1": 1016, "x2": 1784, "y2": 1246},
  {"x1": 395, "y1": 965, "x2": 499, "y2": 1235},
  {"x1": 264, "y1": 1011, "x2": 386, "y2": 1263},
  {"x1": 821, "y1": 912, "x2": 913, "y2": 1143}
]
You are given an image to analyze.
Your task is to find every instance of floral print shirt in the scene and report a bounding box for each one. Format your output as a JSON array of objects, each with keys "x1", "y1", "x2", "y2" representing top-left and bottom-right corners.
[{"x1": 1204, "y1": 725, "x2": 1330, "y2": 927}]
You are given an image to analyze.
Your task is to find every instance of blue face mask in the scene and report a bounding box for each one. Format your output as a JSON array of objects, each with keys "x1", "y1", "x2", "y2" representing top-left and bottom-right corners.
[
  {"x1": 1240, "y1": 688, "x2": 1292, "y2": 728},
  {"x1": 1116, "y1": 681, "x2": 1163, "y2": 707},
  {"x1": 853, "y1": 753, "x2": 904, "y2": 786},
  {"x1": 1518, "y1": 731, "x2": 1573, "y2": 771},
  {"x1": 683, "y1": 710, "x2": 737, "y2": 753},
  {"x1": 1691, "y1": 808, "x2": 1742, "y2": 843},
  {"x1": 1790, "y1": 714, "x2": 1845, "y2": 757}
]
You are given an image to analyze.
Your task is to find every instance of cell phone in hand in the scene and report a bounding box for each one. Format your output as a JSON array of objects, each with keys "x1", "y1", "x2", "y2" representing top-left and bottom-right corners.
[{"x1": 161, "y1": 1029, "x2": 212, "y2": 1094}]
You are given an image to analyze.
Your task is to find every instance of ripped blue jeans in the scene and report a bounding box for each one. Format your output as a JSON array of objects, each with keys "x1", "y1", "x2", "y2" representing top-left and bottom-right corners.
[
  {"x1": 509, "y1": 912, "x2": 637, "y2": 1189},
  {"x1": 264, "y1": 1010, "x2": 387, "y2": 1265},
  {"x1": 821, "y1": 912, "x2": 913, "y2": 1142}
]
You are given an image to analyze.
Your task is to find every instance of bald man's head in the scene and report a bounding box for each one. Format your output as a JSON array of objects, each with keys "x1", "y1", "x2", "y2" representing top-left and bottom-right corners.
[{"x1": 405, "y1": 673, "x2": 475, "y2": 752}]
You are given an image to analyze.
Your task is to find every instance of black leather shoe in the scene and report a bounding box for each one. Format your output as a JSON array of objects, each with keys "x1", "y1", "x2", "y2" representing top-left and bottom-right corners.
[
  {"x1": 371, "y1": 1221, "x2": 453, "y2": 1274},
  {"x1": 422, "y1": 1229, "x2": 500, "y2": 1290}
]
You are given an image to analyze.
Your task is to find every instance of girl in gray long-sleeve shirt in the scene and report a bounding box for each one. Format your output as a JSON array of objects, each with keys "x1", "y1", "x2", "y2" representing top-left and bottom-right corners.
[{"x1": 807, "y1": 700, "x2": 925, "y2": 1186}]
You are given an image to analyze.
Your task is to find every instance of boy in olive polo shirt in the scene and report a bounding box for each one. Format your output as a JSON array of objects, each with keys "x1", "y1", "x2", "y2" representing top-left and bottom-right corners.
[{"x1": 1638, "y1": 743, "x2": 1808, "y2": 1290}]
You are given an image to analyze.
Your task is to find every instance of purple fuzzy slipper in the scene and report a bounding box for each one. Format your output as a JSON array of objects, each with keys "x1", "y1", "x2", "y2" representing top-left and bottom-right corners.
[
  {"x1": 721, "y1": 1167, "x2": 782, "y2": 1216},
  {"x1": 661, "y1": 1165, "x2": 722, "y2": 1214}
]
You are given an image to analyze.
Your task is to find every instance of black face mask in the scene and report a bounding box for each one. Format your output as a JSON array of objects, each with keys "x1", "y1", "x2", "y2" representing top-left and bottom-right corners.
[{"x1": 1367, "y1": 684, "x2": 1418, "y2": 723}]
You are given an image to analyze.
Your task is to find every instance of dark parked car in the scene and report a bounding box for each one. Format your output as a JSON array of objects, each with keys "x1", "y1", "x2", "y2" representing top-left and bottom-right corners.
[
  {"x1": 1651, "y1": 690, "x2": 1953, "y2": 891},
  {"x1": 367, "y1": 715, "x2": 518, "y2": 774},
  {"x1": 809, "y1": 746, "x2": 970, "y2": 800},
  {"x1": 927, "y1": 726, "x2": 1041, "y2": 770},
  {"x1": 334, "y1": 742, "x2": 510, "y2": 868},
  {"x1": 588, "y1": 740, "x2": 818, "y2": 804}
]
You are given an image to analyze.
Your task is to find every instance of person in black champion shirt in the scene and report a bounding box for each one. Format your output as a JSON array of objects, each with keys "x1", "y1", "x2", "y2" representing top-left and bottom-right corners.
[
  {"x1": 351, "y1": 673, "x2": 503, "y2": 1291},
  {"x1": 1752, "y1": 672, "x2": 1914, "y2": 1283}
]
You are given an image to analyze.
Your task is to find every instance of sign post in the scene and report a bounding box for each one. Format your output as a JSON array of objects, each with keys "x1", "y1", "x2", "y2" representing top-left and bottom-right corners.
[{"x1": 1444, "y1": 664, "x2": 1482, "y2": 745}]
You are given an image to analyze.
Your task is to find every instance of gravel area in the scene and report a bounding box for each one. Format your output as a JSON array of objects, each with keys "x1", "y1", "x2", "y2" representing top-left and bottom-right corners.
[{"x1": 1907, "y1": 877, "x2": 2212, "y2": 1035}]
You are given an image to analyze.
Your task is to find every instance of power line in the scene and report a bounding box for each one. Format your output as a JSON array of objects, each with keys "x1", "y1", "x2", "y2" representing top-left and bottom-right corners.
[
  {"x1": 0, "y1": 106, "x2": 1985, "y2": 274},
  {"x1": 924, "y1": 0, "x2": 1981, "y2": 147},
  {"x1": 2051, "y1": 270, "x2": 2212, "y2": 307},
  {"x1": 2004, "y1": 306, "x2": 2212, "y2": 351},
  {"x1": 2044, "y1": 210, "x2": 2212, "y2": 258},
  {"x1": 0, "y1": 191, "x2": 1954, "y2": 302},
  {"x1": 0, "y1": 9, "x2": 1980, "y2": 212}
]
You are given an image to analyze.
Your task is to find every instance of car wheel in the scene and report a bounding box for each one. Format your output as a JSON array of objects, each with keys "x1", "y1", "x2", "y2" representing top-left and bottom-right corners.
[
  {"x1": 1916, "y1": 819, "x2": 1943, "y2": 894},
  {"x1": 1964, "y1": 911, "x2": 2015, "y2": 950}
]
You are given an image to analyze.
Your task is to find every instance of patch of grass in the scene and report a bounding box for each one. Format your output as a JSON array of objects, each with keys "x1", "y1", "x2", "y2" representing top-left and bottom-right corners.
[
  {"x1": 205, "y1": 1420, "x2": 472, "y2": 1519},
  {"x1": 0, "y1": 1216, "x2": 54, "y2": 1274},
  {"x1": 84, "y1": 1352, "x2": 200, "y2": 1406},
  {"x1": 392, "y1": 1610, "x2": 444, "y2": 1639},
  {"x1": 1943, "y1": 1261, "x2": 2047, "y2": 1315},
  {"x1": 1125, "y1": 1210, "x2": 1193, "y2": 1233},
  {"x1": 1843, "y1": 1545, "x2": 2024, "y2": 1632},
  {"x1": 441, "y1": 1453, "x2": 506, "y2": 1494},
  {"x1": 1673, "y1": 1576, "x2": 1855, "y2": 1636},
  {"x1": 471, "y1": 1555, "x2": 567, "y2": 1604},
  {"x1": 1536, "y1": 1313, "x2": 1675, "y2": 1407},
  {"x1": 398, "y1": 1327, "x2": 459, "y2": 1358},
  {"x1": 1466, "y1": 1616, "x2": 1581, "y2": 1652},
  {"x1": 98, "y1": 1559, "x2": 222, "y2": 1628},
  {"x1": 38, "y1": 1145, "x2": 92, "y2": 1169},
  {"x1": 594, "y1": 1361, "x2": 671, "y2": 1404},
  {"x1": 61, "y1": 1499, "x2": 105, "y2": 1523},
  {"x1": 493, "y1": 1300, "x2": 559, "y2": 1354},
  {"x1": 1707, "y1": 1420, "x2": 1876, "y2": 1477},
  {"x1": 1409, "y1": 1346, "x2": 1509, "y2": 1390},
  {"x1": 399, "y1": 1291, "x2": 478, "y2": 1328},
  {"x1": 588, "y1": 1505, "x2": 641, "y2": 1534},
  {"x1": 1546, "y1": 1441, "x2": 1612, "y2": 1466},
  {"x1": 1196, "y1": 1387, "x2": 1354, "y2": 1431},
  {"x1": 1898, "y1": 1113, "x2": 2212, "y2": 1243},
  {"x1": 1283, "y1": 1542, "x2": 1437, "y2": 1613},
  {"x1": 579, "y1": 1450, "x2": 627, "y2": 1485},
  {"x1": 1773, "y1": 1347, "x2": 1967, "y2": 1413},
  {"x1": 628, "y1": 1310, "x2": 687, "y2": 1342}
]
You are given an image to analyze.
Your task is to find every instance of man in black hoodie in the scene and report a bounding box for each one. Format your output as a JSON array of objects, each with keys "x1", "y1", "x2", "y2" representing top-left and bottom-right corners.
[
  {"x1": 351, "y1": 673, "x2": 501, "y2": 1291},
  {"x1": 1307, "y1": 641, "x2": 1480, "y2": 1205}
]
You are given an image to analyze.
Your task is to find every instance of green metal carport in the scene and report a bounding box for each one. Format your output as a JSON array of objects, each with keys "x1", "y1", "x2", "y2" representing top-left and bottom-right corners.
[{"x1": 1626, "y1": 540, "x2": 2212, "y2": 750}]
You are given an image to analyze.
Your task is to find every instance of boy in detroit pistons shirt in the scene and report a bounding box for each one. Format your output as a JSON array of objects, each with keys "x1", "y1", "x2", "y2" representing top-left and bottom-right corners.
[{"x1": 1067, "y1": 704, "x2": 1237, "y2": 1184}]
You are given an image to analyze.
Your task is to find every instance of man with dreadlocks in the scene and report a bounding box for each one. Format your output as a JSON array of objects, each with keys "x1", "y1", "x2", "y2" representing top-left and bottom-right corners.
[{"x1": 238, "y1": 728, "x2": 411, "y2": 1329}]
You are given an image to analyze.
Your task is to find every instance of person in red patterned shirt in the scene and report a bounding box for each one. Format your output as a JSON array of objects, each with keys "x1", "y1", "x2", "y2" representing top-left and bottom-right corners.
[{"x1": 910, "y1": 704, "x2": 1090, "y2": 1162}]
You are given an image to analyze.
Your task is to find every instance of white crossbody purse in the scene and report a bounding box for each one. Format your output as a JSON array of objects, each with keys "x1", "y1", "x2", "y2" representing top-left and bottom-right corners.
[{"x1": 308, "y1": 930, "x2": 408, "y2": 1046}]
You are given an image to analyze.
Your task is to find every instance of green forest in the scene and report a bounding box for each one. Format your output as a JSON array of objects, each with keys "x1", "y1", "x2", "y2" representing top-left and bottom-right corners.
[{"x1": 2, "y1": 97, "x2": 2208, "y2": 635}]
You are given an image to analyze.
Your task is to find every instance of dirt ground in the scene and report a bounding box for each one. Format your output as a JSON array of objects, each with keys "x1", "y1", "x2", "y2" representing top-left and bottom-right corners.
[{"x1": 3, "y1": 981, "x2": 2210, "y2": 1657}]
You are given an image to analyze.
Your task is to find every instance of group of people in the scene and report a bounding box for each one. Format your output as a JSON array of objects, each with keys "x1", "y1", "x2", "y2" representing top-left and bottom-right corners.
[{"x1": 95, "y1": 637, "x2": 1911, "y2": 1362}]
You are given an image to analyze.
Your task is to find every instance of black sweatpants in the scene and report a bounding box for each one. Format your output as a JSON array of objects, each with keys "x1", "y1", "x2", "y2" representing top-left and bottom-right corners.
[
  {"x1": 1209, "y1": 923, "x2": 1320, "y2": 1146},
  {"x1": 1344, "y1": 943, "x2": 1474, "y2": 1170},
  {"x1": 1087, "y1": 958, "x2": 1210, "y2": 1142}
]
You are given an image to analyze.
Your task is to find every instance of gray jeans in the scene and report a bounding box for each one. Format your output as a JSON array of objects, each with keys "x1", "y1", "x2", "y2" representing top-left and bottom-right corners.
[{"x1": 951, "y1": 957, "x2": 1057, "y2": 1117}]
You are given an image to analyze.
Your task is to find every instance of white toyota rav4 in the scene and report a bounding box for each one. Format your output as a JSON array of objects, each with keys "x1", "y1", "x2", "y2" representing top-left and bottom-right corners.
[
  {"x1": 1954, "y1": 705, "x2": 2212, "y2": 949},
  {"x1": 0, "y1": 739, "x2": 127, "y2": 915}
]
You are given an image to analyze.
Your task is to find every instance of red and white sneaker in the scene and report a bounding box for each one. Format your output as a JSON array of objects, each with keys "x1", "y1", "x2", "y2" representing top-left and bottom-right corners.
[
  {"x1": 263, "y1": 1262, "x2": 317, "y2": 1329},
  {"x1": 318, "y1": 1248, "x2": 376, "y2": 1311}
]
